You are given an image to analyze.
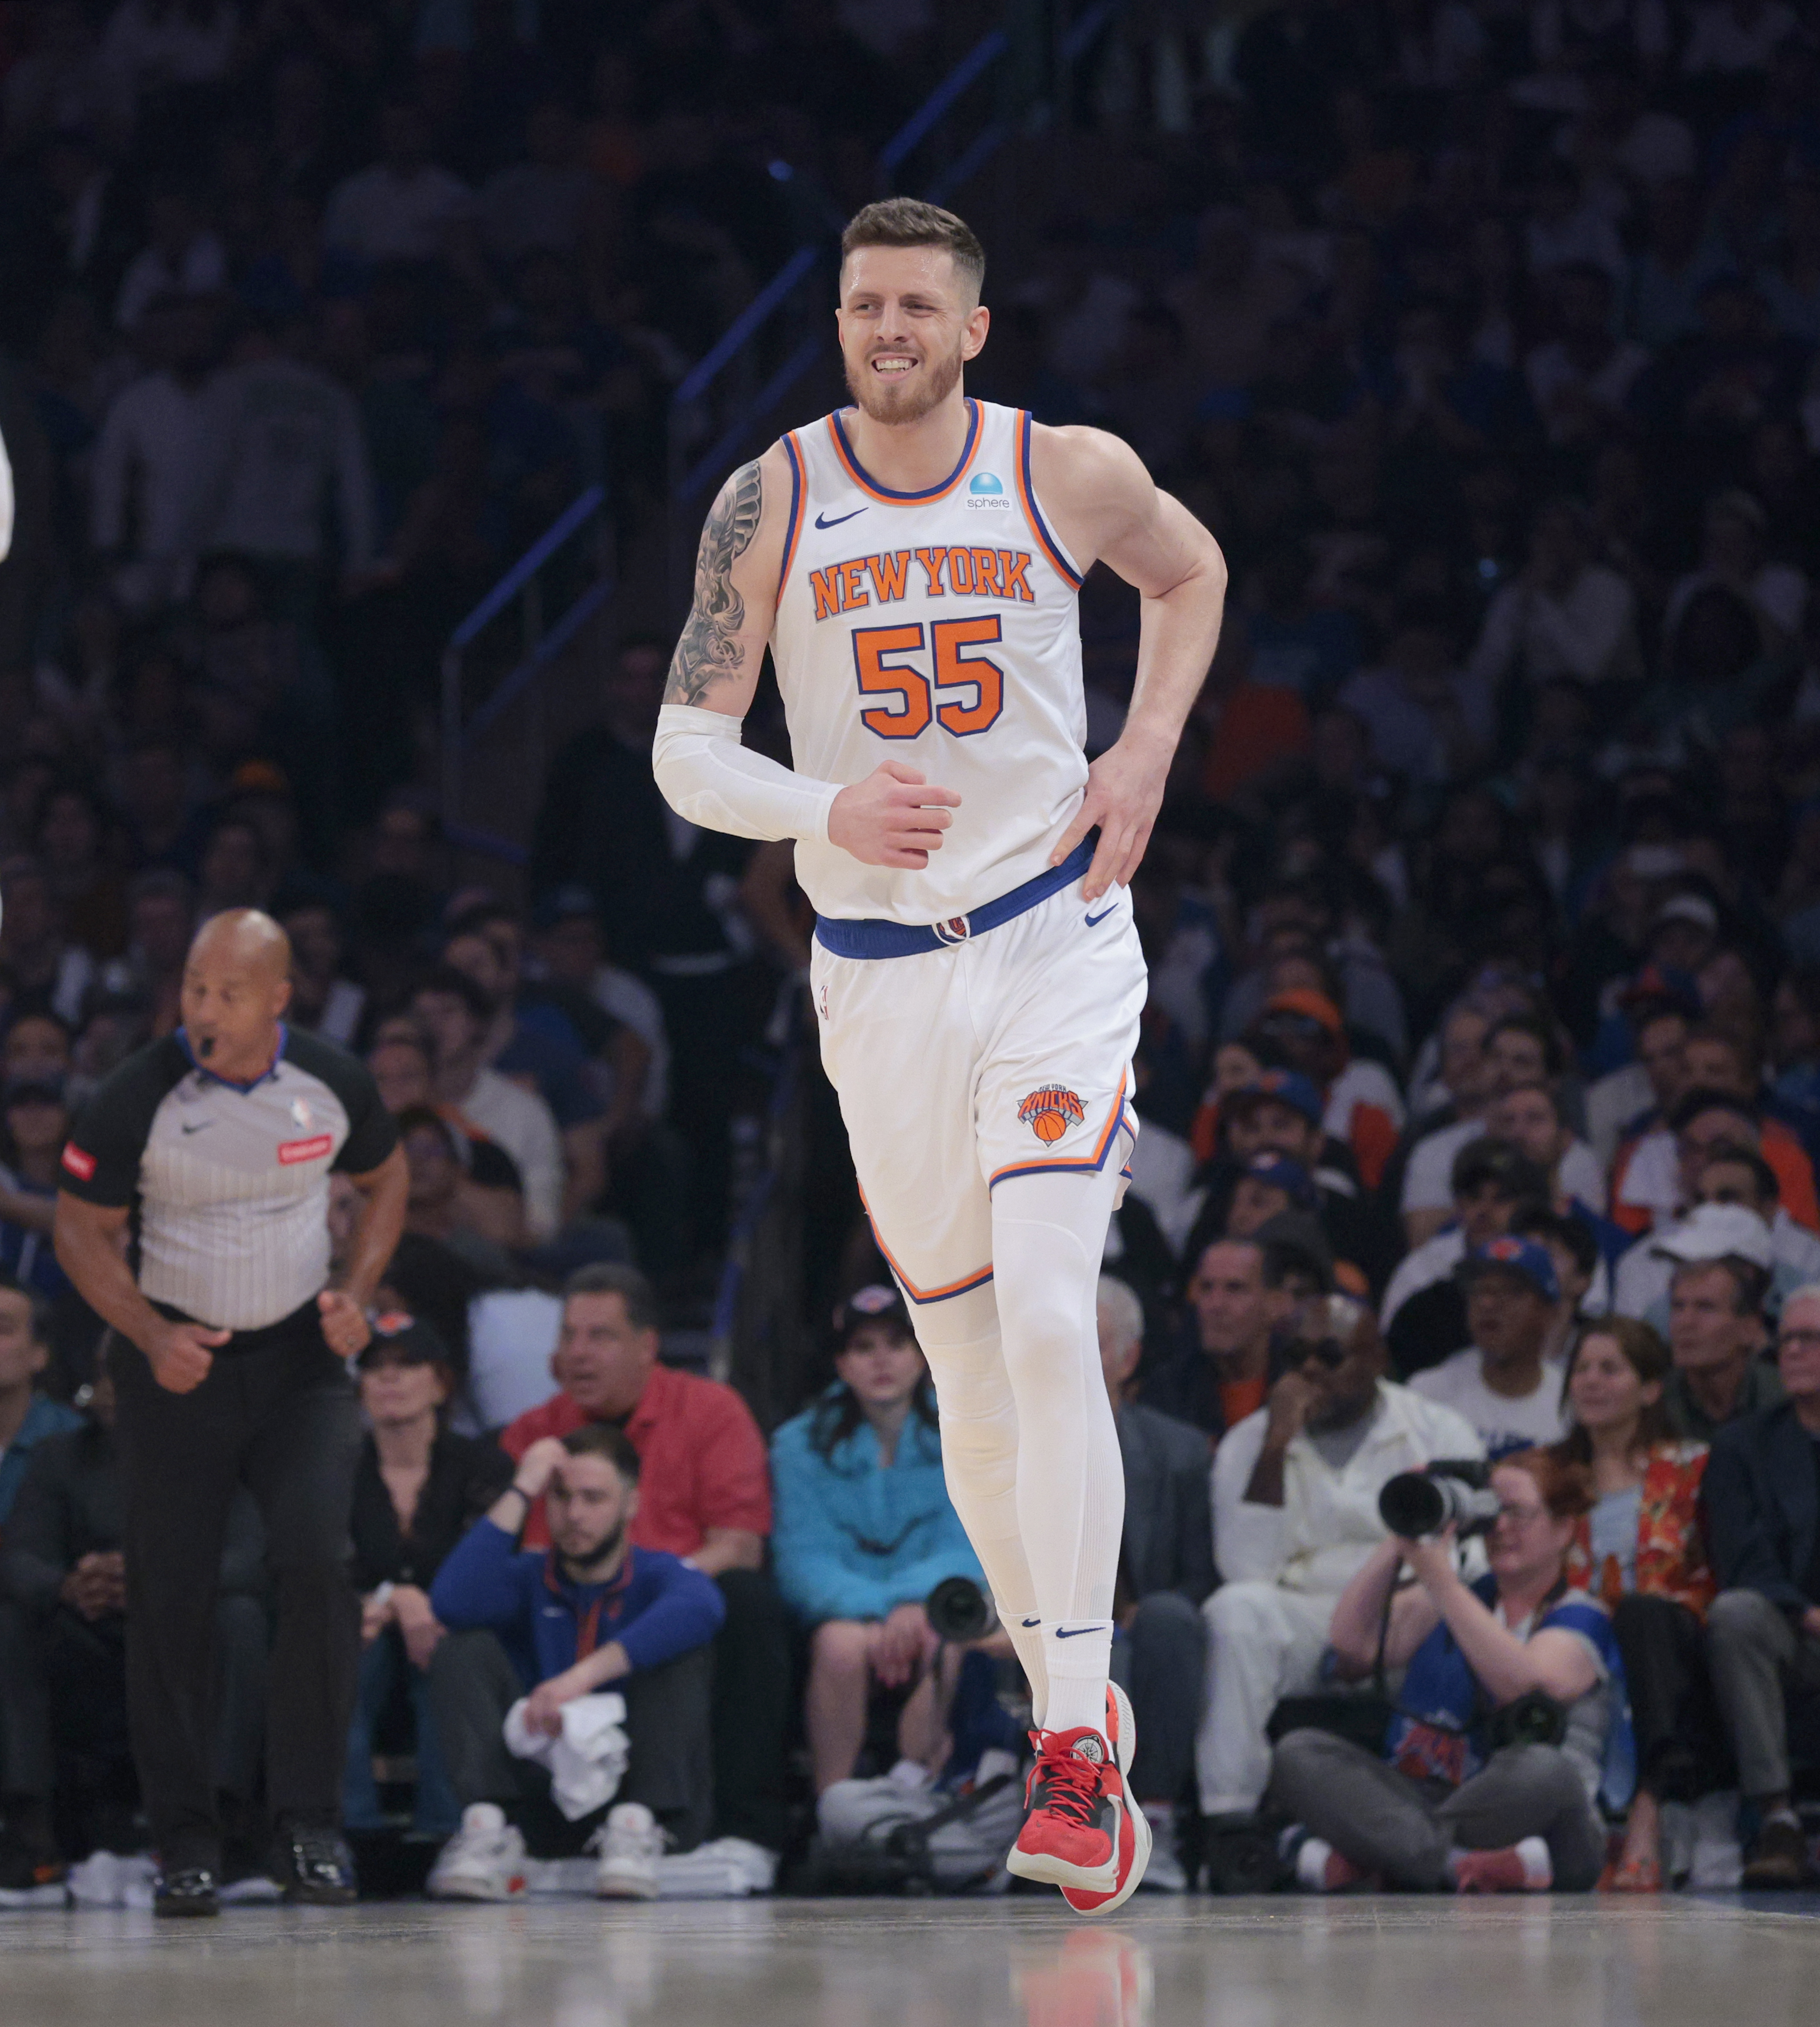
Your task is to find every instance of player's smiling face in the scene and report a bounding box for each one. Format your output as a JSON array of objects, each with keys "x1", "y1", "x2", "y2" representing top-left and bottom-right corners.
[{"x1": 837, "y1": 244, "x2": 988, "y2": 425}]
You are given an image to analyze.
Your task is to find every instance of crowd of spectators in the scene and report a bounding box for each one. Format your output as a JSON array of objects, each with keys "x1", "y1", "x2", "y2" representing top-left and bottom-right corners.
[{"x1": 0, "y1": 0, "x2": 1819, "y2": 1904}]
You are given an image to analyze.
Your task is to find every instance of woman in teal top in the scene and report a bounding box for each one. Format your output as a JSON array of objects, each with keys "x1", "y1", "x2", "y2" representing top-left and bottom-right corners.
[{"x1": 770, "y1": 1286, "x2": 983, "y2": 1792}]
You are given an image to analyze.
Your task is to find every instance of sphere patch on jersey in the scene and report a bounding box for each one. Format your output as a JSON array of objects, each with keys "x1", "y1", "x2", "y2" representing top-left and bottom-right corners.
[{"x1": 1018, "y1": 1086, "x2": 1086, "y2": 1145}]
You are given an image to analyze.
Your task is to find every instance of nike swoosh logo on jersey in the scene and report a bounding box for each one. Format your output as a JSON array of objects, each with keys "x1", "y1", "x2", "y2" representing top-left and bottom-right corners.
[
  {"x1": 814, "y1": 507, "x2": 866, "y2": 529},
  {"x1": 181, "y1": 1121, "x2": 215, "y2": 1134},
  {"x1": 1084, "y1": 905, "x2": 1117, "y2": 927}
]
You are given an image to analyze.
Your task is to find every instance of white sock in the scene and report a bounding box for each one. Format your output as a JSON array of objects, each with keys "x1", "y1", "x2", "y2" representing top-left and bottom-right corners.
[
  {"x1": 1042, "y1": 1620, "x2": 1115, "y2": 1735},
  {"x1": 1296, "y1": 1837, "x2": 1339, "y2": 1891},
  {"x1": 1514, "y1": 1836, "x2": 1553, "y2": 1887},
  {"x1": 911, "y1": 1291, "x2": 1049, "y2": 1726}
]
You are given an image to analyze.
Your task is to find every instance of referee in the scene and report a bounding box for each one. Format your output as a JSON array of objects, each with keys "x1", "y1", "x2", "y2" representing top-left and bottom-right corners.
[{"x1": 54, "y1": 908, "x2": 407, "y2": 1915}]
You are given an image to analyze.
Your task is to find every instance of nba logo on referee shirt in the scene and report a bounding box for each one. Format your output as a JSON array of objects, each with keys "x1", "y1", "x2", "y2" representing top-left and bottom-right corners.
[{"x1": 965, "y1": 471, "x2": 1012, "y2": 511}]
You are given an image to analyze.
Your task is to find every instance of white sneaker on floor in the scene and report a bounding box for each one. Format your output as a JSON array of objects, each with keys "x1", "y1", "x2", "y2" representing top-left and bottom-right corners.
[
  {"x1": 1136, "y1": 1803, "x2": 1187, "y2": 1891},
  {"x1": 592, "y1": 1803, "x2": 665, "y2": 1900},
  {"x1": 1688, "y1": 1791, "x2": 1743, "y2": 1890},
  {"x1": 426, "y1": 1804, "x2": 528, "y2": 1901},
  {"x1": 696, "y1": 1836, "x2": 779, "y2": 1893}
]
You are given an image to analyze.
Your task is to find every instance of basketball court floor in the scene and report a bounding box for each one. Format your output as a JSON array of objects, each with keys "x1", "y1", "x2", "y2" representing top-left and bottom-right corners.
[{"x1": 4, "y1": 1893, "x2": 1819, "y2": 2027}]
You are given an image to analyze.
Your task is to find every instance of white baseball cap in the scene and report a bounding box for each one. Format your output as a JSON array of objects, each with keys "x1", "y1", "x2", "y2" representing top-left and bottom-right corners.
[{"x1": 1650, "y1": 1201, "x2": 1774, "y2": 1270}]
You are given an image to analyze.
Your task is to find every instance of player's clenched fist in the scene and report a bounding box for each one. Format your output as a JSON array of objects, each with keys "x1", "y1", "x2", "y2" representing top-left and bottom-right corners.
[{"x1": 827, "y1": 760, "x2": 962, "y2": 869}]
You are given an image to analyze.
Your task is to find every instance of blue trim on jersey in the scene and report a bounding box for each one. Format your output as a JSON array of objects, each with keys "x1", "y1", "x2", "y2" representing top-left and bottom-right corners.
[
  {"x1": 813, "y1": 838, "x2": 1094, "y2": 959},
  {"x1": 1016, "y1": 411, "x2": 1084, "y2": 589},
  {"x1": 777, "y1": 432, "x2": 804, "y2": 605},
  {"x1": 830, "y1": 399, "x2": 980, "y2": 502}
]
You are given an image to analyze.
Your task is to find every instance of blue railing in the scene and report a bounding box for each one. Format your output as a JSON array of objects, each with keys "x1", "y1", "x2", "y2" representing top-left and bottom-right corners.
[
  {"x1": 448, "y1": 483, "x2": 605, "y2": 650},
  {"x1": 666, "y1": 2, "x2": 1121, "y2": 535},
  {"x1": 438, "y1": 3, "x2": 1124, "y2": 856},
  {"x1": 439, "y1": 483, "x2": 612, "y2": 853}
]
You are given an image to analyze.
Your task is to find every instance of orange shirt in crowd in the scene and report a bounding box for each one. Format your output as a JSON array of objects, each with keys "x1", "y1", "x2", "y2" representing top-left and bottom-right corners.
[
  {"x1": 1609, "y1": 1116, "x2": 1820, "y2": 1236},
  {"x1": 1219, "y1": 1376, "x2": 1270, "y2": 1430},
  {"x1": 501, "y1": 1361, "x2": 773, "y2": 1555}
]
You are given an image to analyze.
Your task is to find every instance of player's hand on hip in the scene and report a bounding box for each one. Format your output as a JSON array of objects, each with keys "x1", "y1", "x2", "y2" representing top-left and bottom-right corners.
[
  {"x1": 1051, "y1": 728, "x2": 1174, "y2": 903},
  {"x1": 318, "y1": 1288, "x2": 371, "y2": 1360},
  {"x1": 827, "y1": 761, "x2": 961, "y2": 870},
  {"x1": 147, "y1": 1319, "x2": 230, "y2": 1394}
]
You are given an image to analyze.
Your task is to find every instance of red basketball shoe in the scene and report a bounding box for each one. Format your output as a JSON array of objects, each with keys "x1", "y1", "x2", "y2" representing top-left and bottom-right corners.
[
  {"x1": 1006, "y1": 1723, "x2": 1122, "y2": 1896},
  {"x1": 1060, "y1": 1681, "x2": 1151, "y2": 1915}
]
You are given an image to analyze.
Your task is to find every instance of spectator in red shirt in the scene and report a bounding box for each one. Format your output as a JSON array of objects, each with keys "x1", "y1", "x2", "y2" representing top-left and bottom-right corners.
[{"x1": 499, "y1": 1264, "x2": 789, "y2": 1860}]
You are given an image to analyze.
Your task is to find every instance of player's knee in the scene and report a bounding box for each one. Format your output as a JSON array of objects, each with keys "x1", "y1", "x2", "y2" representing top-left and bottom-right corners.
[{"x1": 993, "y1": 1266, "x2": 1087, "y2": 1368}]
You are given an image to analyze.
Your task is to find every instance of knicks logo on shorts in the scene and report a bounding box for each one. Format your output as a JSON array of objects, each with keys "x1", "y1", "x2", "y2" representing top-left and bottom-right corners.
[{"x1": 1017, "y1": 1086, "x2": 1086, "y2": 1145}]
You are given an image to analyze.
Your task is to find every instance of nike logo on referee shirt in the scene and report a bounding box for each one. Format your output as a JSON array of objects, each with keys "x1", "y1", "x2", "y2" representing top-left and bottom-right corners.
[
  {"x1": 181, "y1": 1120, "x2": 214, "y2": 1134},
  {"x1": 1084, "y1": 905, "x2": 1117, "y2": 927},
  {"x1": 814, "y1": 507, "x2": 866, "y2": 529}
]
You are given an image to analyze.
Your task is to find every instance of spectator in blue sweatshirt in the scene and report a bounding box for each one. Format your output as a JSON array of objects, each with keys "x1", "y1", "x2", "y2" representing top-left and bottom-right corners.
[
  {"x1": 0, "y1": 1278, "x2": 80, "y2": 1527},
  {"x1": 423, "y1": 1421, "x2": 724, "y2": 1896},
  {"x1": 770, "y1": 1287, "x2": 982, "y2": 1793}
]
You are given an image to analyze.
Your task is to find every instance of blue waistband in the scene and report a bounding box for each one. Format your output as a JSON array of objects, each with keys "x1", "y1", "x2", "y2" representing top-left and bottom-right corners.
[{"x1": 814, "y1": 838, "x2": 1095, "y2": 960}]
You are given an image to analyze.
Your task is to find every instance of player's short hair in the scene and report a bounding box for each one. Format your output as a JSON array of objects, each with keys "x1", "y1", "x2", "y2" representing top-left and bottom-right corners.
[{"x1": 840, "y1": 199, "x2": 986, "y2": 303}]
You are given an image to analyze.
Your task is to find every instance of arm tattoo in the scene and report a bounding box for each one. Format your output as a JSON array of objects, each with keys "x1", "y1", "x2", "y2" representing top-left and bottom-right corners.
[{"x1": 665, "y1": 459, "x2": 763, "y2": 706}]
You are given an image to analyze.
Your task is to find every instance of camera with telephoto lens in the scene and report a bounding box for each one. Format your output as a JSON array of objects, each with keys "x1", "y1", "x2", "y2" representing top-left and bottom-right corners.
[
  {"x1": 1378, "y1": 1459, "x2": 1502, "y2": 1541},
  {"x1": 926, "y1": 1576, "x2": 998, "y2": 1643}
]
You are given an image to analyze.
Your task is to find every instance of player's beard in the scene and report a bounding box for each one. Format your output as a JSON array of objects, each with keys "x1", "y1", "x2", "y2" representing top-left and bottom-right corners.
[{"x1": 845, "y1": 337, "x2": 965, "y2": 424}]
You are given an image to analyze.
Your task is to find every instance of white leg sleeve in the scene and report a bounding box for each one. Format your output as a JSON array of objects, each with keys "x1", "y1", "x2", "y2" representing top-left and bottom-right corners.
[
  {"x1": 909, "y1": 1283, "x2": 1049, "y2": 1726},
  {"x1": 991, "y1": 1168, "x2": 1126, "y2": 1735}
]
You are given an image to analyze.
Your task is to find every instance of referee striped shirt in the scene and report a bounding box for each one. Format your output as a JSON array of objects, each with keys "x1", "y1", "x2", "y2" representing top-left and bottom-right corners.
[{"x1": 59, "y1": 1026, "x2": 398, "y2": 1333}]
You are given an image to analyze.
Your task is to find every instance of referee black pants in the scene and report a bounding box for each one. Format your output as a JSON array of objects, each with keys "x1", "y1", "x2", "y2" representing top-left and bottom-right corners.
[{"x1": 111, "y1": 1307, "x2": 362, "y2": 1870}]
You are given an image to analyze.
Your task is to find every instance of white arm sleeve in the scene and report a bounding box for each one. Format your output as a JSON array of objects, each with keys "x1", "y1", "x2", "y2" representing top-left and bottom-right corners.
[{"x1": 651, "y1": 703, "x2": 840, "y2": 845}]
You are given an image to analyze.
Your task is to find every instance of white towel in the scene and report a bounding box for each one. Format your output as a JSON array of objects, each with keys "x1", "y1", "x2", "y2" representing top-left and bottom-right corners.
[{"x1": 503, "y1": 1692, "x2": 629, "y2": 1820}]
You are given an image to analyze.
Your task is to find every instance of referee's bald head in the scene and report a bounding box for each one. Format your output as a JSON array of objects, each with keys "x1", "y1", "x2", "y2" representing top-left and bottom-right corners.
[
  {"x1": 183, "y1": 909, "x2": 293, "y2": 1071},
  {"x1": 189, "y1": 907, "x2": 291, "y2": 979}
]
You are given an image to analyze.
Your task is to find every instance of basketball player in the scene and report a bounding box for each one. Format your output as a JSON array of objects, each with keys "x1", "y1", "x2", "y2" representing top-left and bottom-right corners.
[{"x1": 652, "y1": 200, "x2": 1226, "y2": 1911}]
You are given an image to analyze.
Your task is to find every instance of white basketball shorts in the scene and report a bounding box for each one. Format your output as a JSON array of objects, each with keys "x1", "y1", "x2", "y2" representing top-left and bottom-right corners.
[{"x1": 809, "y1": 869, "x2": 1146, "y2": 1307}]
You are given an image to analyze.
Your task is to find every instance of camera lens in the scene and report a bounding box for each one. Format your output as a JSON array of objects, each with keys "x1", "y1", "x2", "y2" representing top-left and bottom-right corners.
[
  {"x1": 1378, "y1": 1472, "x2": 1447, "y2": 1538},
  {"x1": 925, "y1": 1576, "x2": 993, "y2": 1643}
]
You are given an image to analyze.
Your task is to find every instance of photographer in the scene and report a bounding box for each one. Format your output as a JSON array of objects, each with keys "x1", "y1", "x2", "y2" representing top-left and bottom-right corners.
[
  {"x1": 1271, "y1": 1448, "x2": 1629, "y2": 1892},
  {"x1": 1194, "y1": 1295, "x2": 1482, "y2": 1826}
]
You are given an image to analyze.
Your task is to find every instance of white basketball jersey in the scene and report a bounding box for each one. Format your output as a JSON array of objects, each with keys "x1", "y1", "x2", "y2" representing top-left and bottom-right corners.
[{"x1": 772, "y1": 398, "x2": 1089, "y2": 924}]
